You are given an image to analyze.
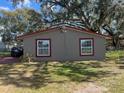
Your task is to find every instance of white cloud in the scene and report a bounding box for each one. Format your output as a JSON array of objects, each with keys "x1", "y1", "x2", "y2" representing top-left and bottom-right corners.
[
  {"x1": 16, "y1": 2, "x2": 23, "y2": 9},
  {"x1": 0, "y1": 6, "x2": 10, "y2": 11},
  {"x1": 16, "y1": 0, "x2": 31, "y2": 9},
  {"x1": 23, "y1": 0, "x2": 31, "y2": 7}
]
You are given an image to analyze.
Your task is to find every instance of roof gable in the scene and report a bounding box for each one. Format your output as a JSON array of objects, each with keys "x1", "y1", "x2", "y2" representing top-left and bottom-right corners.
[{"x1": 17, "y1": 25, "x2": 111, "y2": 40}]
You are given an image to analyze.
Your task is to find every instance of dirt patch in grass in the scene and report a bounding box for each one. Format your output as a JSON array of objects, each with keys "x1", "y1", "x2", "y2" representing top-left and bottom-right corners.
[{"x1": 73, "y1": 83, "x2": 108, "y2": 93}]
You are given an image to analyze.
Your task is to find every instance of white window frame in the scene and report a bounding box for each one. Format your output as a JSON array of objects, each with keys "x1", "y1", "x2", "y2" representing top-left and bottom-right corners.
[
  {"x1": 36, "y1": 39, "x2": 51, "y2": 57},
  {"x1": 80, "y1": 38, "x2": 94, "y2": 56}
]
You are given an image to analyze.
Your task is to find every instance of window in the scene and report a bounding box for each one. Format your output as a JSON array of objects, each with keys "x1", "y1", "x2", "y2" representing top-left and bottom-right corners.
[
  {"x1": 80, "y1": 38, "x2": 94, "y2": 56},
  {"x1": 36, "y1": 39, "x2": 51, "y2": 57}
]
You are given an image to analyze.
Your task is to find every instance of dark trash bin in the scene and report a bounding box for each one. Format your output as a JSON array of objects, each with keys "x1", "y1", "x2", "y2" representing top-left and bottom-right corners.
[{"x1": 11, "y1": 47, "x2": 23, "y2": 57}]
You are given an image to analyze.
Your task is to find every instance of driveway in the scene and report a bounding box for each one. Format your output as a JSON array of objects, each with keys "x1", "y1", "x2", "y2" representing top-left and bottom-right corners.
[{"x1": 0, "y1": 57, "x2": 19, "y2": 64}]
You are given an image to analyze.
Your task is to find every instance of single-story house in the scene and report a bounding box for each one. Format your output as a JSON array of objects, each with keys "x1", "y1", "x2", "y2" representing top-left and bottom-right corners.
[{"x1": 17, "y1": 24, "x2": 110, "y2": 61}]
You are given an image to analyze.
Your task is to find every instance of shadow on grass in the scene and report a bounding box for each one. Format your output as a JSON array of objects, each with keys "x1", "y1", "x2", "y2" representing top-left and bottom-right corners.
[
  {"x1": 114, "y1": 57, "x2": 124, "y2": 69},
  {"x1": 115, "y1": 58, "x2": 124, "y2": 64},
  {"x1": 0, "y1": 60, "x2": 118, "y2": 89},
  {"x1": 116, "y1": 59, "x2": 124, "y2": 69},
  {"x1": 55, "y1": 61, "x2": 116, "y2": 82},
  {"x1": 0, "y1": 62, "x2": 50, "y2": 89}
]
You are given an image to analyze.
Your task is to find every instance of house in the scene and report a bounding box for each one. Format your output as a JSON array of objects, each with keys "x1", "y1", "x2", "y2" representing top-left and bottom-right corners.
[{"x1": 17, "y1": 24, "x2": 110, "y2": 61}]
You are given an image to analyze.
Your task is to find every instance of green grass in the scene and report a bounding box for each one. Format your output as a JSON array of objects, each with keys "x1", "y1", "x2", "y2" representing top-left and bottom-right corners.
[
  {"x1": 0, "y1": 50, "x2": 124, "y2": 93},
  {"x1": 106, "y1": 50, "x2": 124, "y2": 60},
  {"x1": 0, "y1": 51, "x2": 11, "y2": 57}
]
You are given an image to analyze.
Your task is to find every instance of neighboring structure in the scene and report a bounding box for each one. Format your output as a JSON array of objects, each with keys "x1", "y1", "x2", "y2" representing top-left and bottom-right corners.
[
  {"x1": 0, "y1": 41, "x2": 6, "y2": 51},
  {"x1": 17, "y1": 24, "x2": 110, "y2": 61}
]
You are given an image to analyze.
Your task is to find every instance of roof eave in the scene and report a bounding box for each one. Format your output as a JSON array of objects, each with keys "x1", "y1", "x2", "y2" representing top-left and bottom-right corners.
[{"x1": 17, "y1": 26, "x2": 111, "y2": 40}]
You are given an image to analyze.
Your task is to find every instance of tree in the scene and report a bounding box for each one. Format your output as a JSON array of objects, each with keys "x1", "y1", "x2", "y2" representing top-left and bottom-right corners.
[
  {"x1": 0, "y1": 8, "x2": 44, "y2": 46},
  {"x1": 7, "y1": 0, "x2": 124, "y2": 48},
  {"x1": 39, "y1": 0, "x2": 124, "y2": 48},
  {"x1": 0, "y1": 10, "x2": 17, "y2": 48},
  {"x1": 102, "y1": 5, "x2": 124, "y2": 49}
]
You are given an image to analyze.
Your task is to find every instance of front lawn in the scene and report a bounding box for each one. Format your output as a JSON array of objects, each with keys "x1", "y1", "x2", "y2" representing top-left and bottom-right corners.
[
  {"x1": 0, "y1": 51, "x2": 124, "y2": 93},
  {"x1": 106, "y1": 50, "x2": 124, "y2": 60},
  {"x1": 0, "y1": 51, "x2": 11, "y2": 57}
]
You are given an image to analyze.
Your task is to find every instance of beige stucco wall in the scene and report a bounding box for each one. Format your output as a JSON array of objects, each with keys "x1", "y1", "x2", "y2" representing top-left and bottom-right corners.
[{"x1": 23, "y1": 29, "x2": 106, "y2": 61}]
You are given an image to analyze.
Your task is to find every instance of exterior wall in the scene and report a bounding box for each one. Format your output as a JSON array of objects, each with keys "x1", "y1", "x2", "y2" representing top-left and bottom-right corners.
[{"x1": 23, "y1": 29, "x2": 106, "y2": 61}]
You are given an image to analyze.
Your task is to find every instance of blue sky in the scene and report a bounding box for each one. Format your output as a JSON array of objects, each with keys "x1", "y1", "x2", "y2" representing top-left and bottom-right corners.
[
  {"x1": 0, "y1": 0, "x2": 62, "y2": 22},
  {"x1": 0, "y1": 0, "x2": 41, "y2": 11}
]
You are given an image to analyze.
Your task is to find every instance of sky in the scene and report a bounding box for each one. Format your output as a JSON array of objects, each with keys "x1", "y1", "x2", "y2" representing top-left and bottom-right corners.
[
  {"x1": 0, "y1": 0, "x2": 41, "y2": 12},
  {"x1": 0, "y1": 0, "x2": 42, "y2": 42}
]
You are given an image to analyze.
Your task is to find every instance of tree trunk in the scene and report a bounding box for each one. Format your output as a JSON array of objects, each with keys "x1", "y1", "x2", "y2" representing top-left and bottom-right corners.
[
  {"x1": 112, "y1": 37, "x2": 116, "y2": 48},
  {"x1": 115, "y1": 36, "x2": 121, "y2": 49}
]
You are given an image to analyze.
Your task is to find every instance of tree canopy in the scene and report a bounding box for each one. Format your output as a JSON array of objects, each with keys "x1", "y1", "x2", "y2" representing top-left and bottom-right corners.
[
  {"x1": 2, "y1": 0, "x2": 124, "y2": 48},
  {"x1": 0, "y1": 8, "x2": 44, "y2": 45},
  {"x1": 10, "y1": 0, "x2": 124, "y2": 32}
]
